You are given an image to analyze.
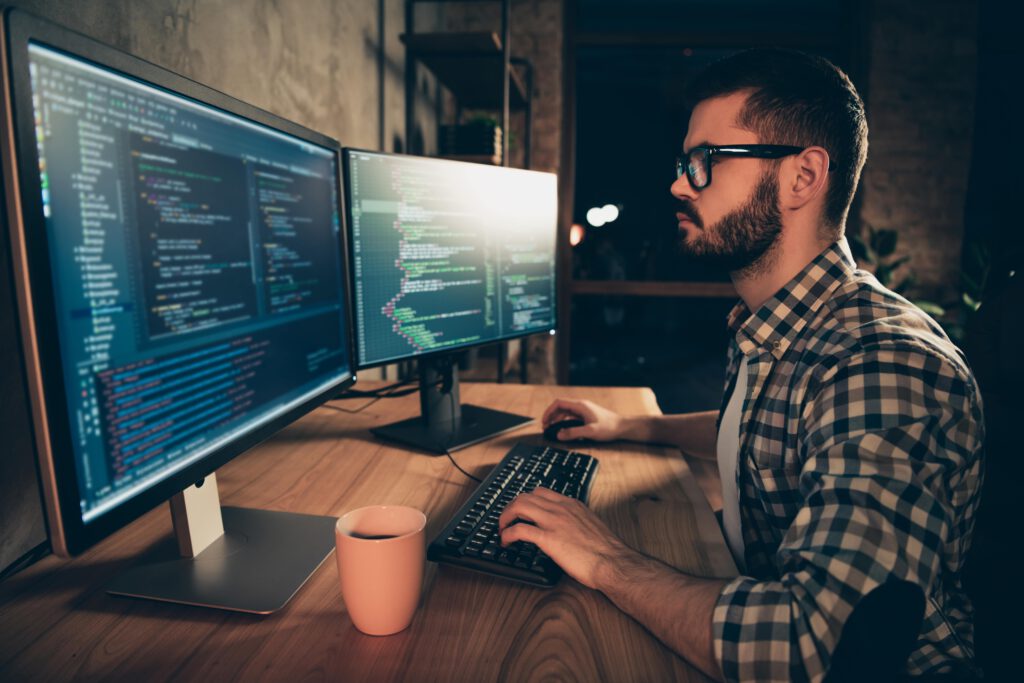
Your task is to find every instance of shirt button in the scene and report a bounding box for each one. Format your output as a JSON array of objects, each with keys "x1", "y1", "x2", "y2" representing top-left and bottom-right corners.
[{"x1": 771, "y1": 340, "x2": 781, "y2": 350}]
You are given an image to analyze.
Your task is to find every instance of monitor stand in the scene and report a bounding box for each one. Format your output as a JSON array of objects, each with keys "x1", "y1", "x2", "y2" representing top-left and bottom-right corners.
[
  {"x1": 106, "y1": 473, "x2": 335, "y2": 614},
  {"x1": 370, "y1": 354, "x2": 532, "y2": 454}
]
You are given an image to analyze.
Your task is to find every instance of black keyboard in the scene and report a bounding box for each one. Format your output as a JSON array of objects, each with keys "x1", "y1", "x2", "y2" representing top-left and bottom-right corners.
[{"x1": 427, "y1": 442, "x2": 599, "y2": 587}]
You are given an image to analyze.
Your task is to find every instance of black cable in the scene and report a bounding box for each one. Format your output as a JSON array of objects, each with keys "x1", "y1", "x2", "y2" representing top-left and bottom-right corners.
[
  {"x1": 355, "y1": 385, "x2": 420, "y2": 398},
  {"x1": 443, "y1": 385, "x2": 482, "y2": 483},
  {"x1": 341, "y1": 378, "x2": 415, "y2": 398},
  {"x1": 326, "y1": 381, "x2": 419, "y2": 414},
  {"x1": 325, "y1": 378, "x2": 444, "y2": 414},
  {"x1": 444, "y1": 448, "x2": 482, "y2": 483},
  {"x1": 0, "y1": 541, "x2": 50, "y2": 582},
  {"x1": 447, "y1": 379, "x2": 456, "y2": 438},
  {"x1": 322, "y1": 395, "x2": 385, "y2": 414},
  {"x1": 328, "y1": 364, "x2": 481, "y2": 483}
]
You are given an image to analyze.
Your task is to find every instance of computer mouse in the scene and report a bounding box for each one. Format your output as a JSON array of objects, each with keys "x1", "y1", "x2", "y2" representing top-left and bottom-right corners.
[{"x1": 543, "y1": 418, "x2": 585, "y2": 442}]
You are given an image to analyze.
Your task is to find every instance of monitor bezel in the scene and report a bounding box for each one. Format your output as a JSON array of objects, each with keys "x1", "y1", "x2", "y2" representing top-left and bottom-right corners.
[
  {"x1": 0, "y1": 9, "x2": 357, "y2": 557},
  {"x1": 341, "y1": 147, "x2": 559, "y2": 371}
]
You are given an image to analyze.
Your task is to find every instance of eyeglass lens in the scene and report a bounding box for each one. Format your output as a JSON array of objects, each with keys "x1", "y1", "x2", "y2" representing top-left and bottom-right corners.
[{"x1": 687, "y1": 149, "x2": 709, "y2": 188}]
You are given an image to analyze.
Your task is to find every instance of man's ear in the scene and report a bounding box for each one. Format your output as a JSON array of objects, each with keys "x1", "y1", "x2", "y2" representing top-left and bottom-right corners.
[{"x1": 782, "y1": 145, "x2": 830, "y2": 211}]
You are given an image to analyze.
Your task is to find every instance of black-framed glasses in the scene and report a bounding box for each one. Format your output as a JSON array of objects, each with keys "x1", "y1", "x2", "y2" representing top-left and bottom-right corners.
[{"x1": 675, "y1": 144, "x2": 823, "y2": 190}]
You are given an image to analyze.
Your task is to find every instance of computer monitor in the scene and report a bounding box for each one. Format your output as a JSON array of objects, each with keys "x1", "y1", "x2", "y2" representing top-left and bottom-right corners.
[
  {"x1": 343, "y1": 149, "x2": 557, "y2": 453},
  {"x1": 0, "y1": 9, "x2": 356, "y2": 612}
]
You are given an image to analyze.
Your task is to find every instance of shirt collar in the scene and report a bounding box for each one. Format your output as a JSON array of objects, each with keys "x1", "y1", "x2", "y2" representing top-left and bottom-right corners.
[{"x1": 726, "y1": 239, "x2": 856, "y2": 360}]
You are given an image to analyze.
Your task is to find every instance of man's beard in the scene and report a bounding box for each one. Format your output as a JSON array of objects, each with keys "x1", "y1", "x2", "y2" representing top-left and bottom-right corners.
[{"x1": 676, "y1": 168, "x2": 783, "y2": 276}]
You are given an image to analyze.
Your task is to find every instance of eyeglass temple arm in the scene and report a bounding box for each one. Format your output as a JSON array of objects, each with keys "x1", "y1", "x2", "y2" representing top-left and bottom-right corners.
[
  {"x1": 713, "y1": 146, "x2": 835, "y2": 169},
  {"x1": 711, "y1": 145, "x2": 804, "y2": 157}
]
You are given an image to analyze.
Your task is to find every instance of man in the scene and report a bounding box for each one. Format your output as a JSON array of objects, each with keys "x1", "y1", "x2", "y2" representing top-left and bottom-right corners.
[{"x1": 498, "y1": 49, "x2": 984, "y2": 682}]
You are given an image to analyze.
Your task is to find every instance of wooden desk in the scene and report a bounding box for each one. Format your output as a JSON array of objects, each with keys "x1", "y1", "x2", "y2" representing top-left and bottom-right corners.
[{"x1": 0, "y1": 382, "x2": 736, "y2": 682}]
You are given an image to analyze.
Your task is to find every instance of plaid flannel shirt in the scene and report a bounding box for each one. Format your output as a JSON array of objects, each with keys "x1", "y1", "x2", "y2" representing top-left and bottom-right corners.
[{"x1": 711, "y1": 240, "x2": 984, "y2": 682}]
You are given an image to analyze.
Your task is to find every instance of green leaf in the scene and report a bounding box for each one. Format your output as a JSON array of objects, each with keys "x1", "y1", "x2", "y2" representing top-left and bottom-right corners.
[
  {"x1": 848, "y1": 233, "x2": 871, "y2": 264},
  {"x1": 875, "y1": 263, "x2": 893, "y2": 286},
  {"x1": 961, "y1": 272, "x2": 980, "y2": 291},
  {"x1": 888, "y1": 255, "x2": 911, "y2": 270},
  {"x1": 893, "y1": 275, "x2": 915, "y2": 295},
  {"x1": 943, "y1": 323, "x2": 965, "y2": 346},
  {"x1": 962, "y1": 292, "x2": 981, "y2": 312},
  {"x1": 968, "y1": 241, "x2": 990, "y2": 270},
  {"x1": 915, "y1": 301, "x2": 945, "y2": 317},
  {"x1": 866, "y1": 243, "x2": 879, "y2": 265},
  {"x1": 873, "y1": 229, "x2": 899, "y2": 258}
]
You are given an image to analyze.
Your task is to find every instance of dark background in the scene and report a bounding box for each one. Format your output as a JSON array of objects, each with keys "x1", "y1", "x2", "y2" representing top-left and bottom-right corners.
[
  {"x1": 1, "y1": 1, "x2": 1019, "y2": 679},
  {"x1": 566, "y1": 2, "x2": 1021, "y2": 679}
]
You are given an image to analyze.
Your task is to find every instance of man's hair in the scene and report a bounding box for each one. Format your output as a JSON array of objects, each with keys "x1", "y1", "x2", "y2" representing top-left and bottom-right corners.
[{"x1": 685, "y1": 48, "x2": 868, "y2": 235}]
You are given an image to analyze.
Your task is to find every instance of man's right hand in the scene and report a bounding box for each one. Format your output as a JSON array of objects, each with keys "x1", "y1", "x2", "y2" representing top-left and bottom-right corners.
[{"x1": 541, "y1": 398, "x2": 625, "y2": 442}]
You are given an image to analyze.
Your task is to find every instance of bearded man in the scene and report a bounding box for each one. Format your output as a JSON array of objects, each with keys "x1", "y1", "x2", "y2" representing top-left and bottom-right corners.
[{"x1": 500, "y1": 48, "x2": 984, "y2": 683}]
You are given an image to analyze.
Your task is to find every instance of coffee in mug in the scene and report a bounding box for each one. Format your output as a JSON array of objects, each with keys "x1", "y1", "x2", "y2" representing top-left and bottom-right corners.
[{"x1": 335, "y1": 505, "x2": 427, "y2": 636}]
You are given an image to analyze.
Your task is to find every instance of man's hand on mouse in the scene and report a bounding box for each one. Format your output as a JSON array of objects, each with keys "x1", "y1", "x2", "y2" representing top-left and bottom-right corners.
[
  {"x1": 497, "y1": 486, "x2": 634, "y2": 589},
  {"x1": 541, "y1": 398, "x2": 624, "y2": 442}
]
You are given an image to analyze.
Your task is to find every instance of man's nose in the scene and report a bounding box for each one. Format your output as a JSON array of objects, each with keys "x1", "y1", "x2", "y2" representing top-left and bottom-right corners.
[{"x1": 670, "y1": 173, "x2": 698, "y2": 202}]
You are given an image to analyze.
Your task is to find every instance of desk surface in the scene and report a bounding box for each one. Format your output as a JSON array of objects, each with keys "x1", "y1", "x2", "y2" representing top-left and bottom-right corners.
[{"x1": 0, "y1": 382, "x2": 735, "y2": 682}]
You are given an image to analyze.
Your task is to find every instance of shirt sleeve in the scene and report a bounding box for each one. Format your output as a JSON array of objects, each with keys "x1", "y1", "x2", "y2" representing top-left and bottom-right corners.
[{"x1": 711, "y1": 342, "x2": 982, "y2": 683}]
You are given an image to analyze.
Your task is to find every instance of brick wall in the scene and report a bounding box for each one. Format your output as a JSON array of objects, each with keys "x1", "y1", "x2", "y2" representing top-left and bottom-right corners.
[
  {"x1": 442, "y1": 0, "x2": 563, "y2": 175},
  {"x1": 443, "y1": 0, "x2": 564, "y2": 383},
  {"x1": 858, "y1": 0, "x2": 979, "y2": 300}
]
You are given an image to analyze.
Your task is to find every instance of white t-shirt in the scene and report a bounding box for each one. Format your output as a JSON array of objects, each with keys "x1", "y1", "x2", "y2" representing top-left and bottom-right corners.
[{"x1": 716, "y1": 354, "x2": 750, "y2": 572}]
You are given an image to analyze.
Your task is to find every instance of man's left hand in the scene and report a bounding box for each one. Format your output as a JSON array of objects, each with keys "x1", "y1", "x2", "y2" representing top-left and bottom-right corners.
[{"x1": 497, "y1": 487, "x2": 633, "y2": 589}]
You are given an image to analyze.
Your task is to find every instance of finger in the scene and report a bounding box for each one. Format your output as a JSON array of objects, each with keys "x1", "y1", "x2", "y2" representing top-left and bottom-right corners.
[
  {"x1": 499, "y1": 520, "x2": 546, "y2": 548},
  {"x1": 542, "y1": 398, "x2": 583, "y2": 424},
  {"x1": 498, "y1": 492, "x2": 560, "y2": 531},
  {"x1": 497, "y1": 495, "x2": 546, "y2": 532},
  {"x1": 545, "y1": 412, "x2": 569, "y2": 431},
  {"x1": 540, "y1": 400, "x2": 563, "y2": 426},
  {"x1": 557, "y1": 424, "x2": 590, "y2": 441},
  {"x1": 541, "y1": 398, "x2": 585, "y2": 427},
  {"x1": 531, "y1": 486, "x2": 574, "y2": 503},
  {"x1": 497, "y1": 501, "x2": 538, "y2": 532}
]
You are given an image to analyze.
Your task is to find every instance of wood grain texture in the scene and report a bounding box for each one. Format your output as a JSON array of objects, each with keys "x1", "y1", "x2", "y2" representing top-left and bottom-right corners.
[{"x1": 0, "y1": 383, "x2": 735, "y2": 682}]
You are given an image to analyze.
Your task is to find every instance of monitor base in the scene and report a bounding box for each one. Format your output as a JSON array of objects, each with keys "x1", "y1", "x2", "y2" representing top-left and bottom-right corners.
[
  {"x1": 106, "y1": 506, "x2": 336, "y2": 614},
  {"x1": 372, "y1": 403, "x2": 532, "y2": 454}
]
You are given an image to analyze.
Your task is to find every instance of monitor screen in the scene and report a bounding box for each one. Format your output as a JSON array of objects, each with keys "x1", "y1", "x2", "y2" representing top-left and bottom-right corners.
[
  {"x1": 15, "y1": 40, "x2": 353, "y2": 537},
  {"x1": 344, "y1": 150, "x2": 557, "y2": 368}
]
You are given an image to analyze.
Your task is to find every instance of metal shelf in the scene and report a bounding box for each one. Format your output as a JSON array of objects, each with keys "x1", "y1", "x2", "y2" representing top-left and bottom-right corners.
[
  {"x1": 403, "y1": 0, "x2": 533, "y2": 383},
  {"x1": 400, "y1": 32, "x2": 529, "y2": 110}
]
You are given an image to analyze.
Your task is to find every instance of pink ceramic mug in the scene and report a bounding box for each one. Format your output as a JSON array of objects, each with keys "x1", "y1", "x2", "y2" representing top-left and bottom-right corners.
[{"x1": 335, "y1": 505, "x2": 427, "y2": 636}]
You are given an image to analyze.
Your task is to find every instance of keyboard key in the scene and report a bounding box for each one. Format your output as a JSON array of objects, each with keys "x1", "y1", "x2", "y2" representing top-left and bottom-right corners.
[{"x1": 428, "y1": 442, "x2": 599, "y2": 586}]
